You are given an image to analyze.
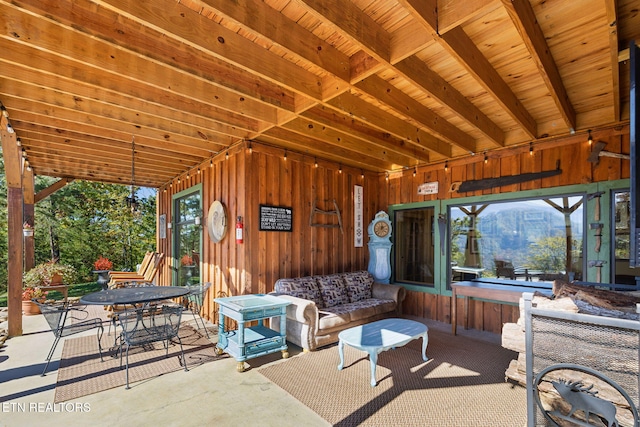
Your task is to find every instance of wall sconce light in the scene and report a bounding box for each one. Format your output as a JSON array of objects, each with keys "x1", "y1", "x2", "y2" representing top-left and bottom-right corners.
[{"x1": 587, "y1": 130, "x2": 593, "y2": 145}]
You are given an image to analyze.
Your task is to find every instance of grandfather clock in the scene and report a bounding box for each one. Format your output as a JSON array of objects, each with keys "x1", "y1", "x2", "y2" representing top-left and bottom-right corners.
[{"x1": 367, "y1": 211, "x2": 392, "y2": 284}]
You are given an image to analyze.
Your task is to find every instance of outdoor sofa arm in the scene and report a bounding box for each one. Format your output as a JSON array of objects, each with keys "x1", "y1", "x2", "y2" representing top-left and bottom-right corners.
[
  {"x1": 270, "y1": 293, "x2": 319, "y2": 325},
  {"x1": 372, "y1": 282, "x2": 406, "y2": 305}
]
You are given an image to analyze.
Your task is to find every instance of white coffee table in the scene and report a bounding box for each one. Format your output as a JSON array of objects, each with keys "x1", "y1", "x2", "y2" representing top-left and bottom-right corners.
[{"x1": 337, "y1": 318, "x2": 429, "y2": 386}]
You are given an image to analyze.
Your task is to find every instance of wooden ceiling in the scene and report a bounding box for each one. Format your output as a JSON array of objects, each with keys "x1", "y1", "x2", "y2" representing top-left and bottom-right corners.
[{"x1": 1, "y1": 0, "x2": 638, "y2": 188}]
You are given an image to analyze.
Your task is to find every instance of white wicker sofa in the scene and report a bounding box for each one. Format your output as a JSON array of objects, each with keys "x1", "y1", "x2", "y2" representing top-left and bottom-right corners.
[{"x1": 271, "y1": 270, "x2": 406, "y2": 351}]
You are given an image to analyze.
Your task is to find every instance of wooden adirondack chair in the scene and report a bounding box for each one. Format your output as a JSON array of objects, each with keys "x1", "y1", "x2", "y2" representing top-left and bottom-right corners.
[
  {"x1": 108, "y1": 252, "x2": 164, "y2": 288},
  {"x1": 108, "y1": 251, "x2": 153, "y2": 280}
]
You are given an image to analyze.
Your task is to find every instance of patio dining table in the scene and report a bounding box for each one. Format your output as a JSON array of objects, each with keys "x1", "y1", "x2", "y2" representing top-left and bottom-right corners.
[{"x1": 79, "y1": 285, "x2": 189, "y2": 306}]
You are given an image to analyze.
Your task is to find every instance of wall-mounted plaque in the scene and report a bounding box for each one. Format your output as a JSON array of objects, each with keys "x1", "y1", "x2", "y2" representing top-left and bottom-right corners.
[{"x1": 259, "y1": 205, "x2": 293, "y2": 232}]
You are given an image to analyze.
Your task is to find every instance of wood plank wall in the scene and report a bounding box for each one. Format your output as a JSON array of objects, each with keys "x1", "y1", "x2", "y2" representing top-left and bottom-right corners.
[
  {"x1": 156, "y1": 141, "x2": 376, "y2": 322},
  {"x1": 379, "y1": 125, "x2": 630, "y2": 334}
]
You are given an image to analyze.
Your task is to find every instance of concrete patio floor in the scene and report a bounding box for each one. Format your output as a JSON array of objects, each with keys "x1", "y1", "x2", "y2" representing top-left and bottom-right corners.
[
  {"x1": 0, "y1": 311, "x2": 504, "y2": 427},
  {"x1": 0, "y1": 312, "x2": 329, "y2": 427}
]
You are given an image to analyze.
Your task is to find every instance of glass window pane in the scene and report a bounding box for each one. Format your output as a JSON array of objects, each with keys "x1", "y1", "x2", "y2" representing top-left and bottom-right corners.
[
  {"x1": 174, "y1": 191, "x2": 201, "y2": 286},
  {"x1": 613, "y1": 190, "x2": 636, "y2": 284},
  {"x1": 449, "y1": 195, "x2": 584, "y2": 286},
  {"x1": 394, "y1": 208, "x2": 435, "y2": 287}
]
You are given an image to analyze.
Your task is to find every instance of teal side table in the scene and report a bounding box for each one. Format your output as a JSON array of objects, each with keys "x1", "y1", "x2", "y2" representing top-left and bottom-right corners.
[{"x1": 214, "y1": 294, "x2": 291, "y2": 372}]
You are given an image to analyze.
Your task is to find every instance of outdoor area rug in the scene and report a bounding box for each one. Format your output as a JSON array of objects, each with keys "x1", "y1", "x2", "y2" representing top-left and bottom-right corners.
[
  {"x1": 257, "y1": 327, "x2": 526, "y2": 427},
  {"x1": 54, "y1": 324, "x2": 222, "y2": 402}
]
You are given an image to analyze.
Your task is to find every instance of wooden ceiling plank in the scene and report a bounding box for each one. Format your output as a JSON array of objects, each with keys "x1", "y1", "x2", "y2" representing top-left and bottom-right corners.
[
  {"x1": 395, "y1": 56, "x2": 504, "y2": 146},
  {"x1": 0, "y1": 2, "x2": 282, "y2": 123},
  {"x1": 0, "y1": 93, "x2": 222, "y2": 154},
  {"x1": 301, "y1": 106, "x2": 430, "y2": 162},
  {"x1": 194, "y1": 0, "x2": 350, "y2": 82},
  {"x1": 604, "y1": 0, "x2": 621, "y2": 121},
  {"x1": 436, "y1": 0, "x2": 498, "y2": 35},
  {"x1": 95, "y1": 0, "x2": 324, "y2": 100},
  {"x1": 6, "y1": 107, "x2": 221, "y2": 159},
  {"x1": 297, "y1": 0, "x2": 391, "y2": 64},
  {"x1": 355, "y1": 74, "x2": 476, "y2": 150},
  {"x1": 14, "y1": 122, "x2": 206, "y2": 164},
  {"x1": 261, "y1": 127, "x2": 395, "y2": 171},
  {"x1": 401, "y1": 0, "x2": 537, "y2": 138},
  {"x1": 327, "y1": 92, "x2": 452, "y2": 158},
  {"x1": 18, "y1": 0, "x2": 297, "y2": 114},
  {"x1": 282, "y1": 117, "x2": 417, "y2": 166},
  {"x1": 0, "y1": 77, "x2": 239, "y2": 149},
  {"x1": 501, "y1": 0, "x2": 577, "y2": 132}
]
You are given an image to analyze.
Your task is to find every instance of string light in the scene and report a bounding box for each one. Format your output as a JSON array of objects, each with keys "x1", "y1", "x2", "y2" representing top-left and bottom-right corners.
[
  {"x1": 284, "y1": 150, "x2": 287, "y2": 161},
  {"x1": 529, "y1": 142, "x2": 534, "y2": 156},
  {"x1": 361, "y1": 170, "x2": 364, "y2": 179},
  {"x1": 314, "y1": 158, "x2": 318, "y2": 168},
  {"x1": 338, "y1": 164, "x2": 342, "y2": 174},
  {"x1": 0, "y1": 103, "x2": 8, "y2": 118},
  {"x1": 6, "y1": 123, "x2": 14, "y2": 134},
  {"x1": 444, "y1": 161, "x2": 449, "y2": 172},
  {"x1": 587, "y1": 130, "x2": 593, "y2": 145},
  {"x1": 248, "y1": 141, "x2": 253, "y2": 154},
  {"x1": 225, "y1": 151, "x2": 229, "y2": 160},
  {"x1": 413, "y1": 166, "x2": 417, "y2": 177},
  {"x1": 484, "y1": 152, "x2": 488, "y2": 164},
  {"x1": 210, "y1": 158, "x2": 213, "y2": 167},
  {"x1": 385, "y1": 172, "x2": 389, "y2": 181},
  {"x1": 197, "y1": 167, "x2": 201, "y2": 174},
  {"x1": 16, "y1": 138, "x2": 21, "y2": 146}
]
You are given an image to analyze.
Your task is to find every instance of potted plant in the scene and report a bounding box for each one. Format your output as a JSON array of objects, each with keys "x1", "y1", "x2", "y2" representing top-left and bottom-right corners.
[
  {"x1": 23, "y1": 259, "x2": 78, "y2": 288},
  {"x1": 22, "y1": 221, "x2": 34, "y2": 237},
  {"x1": 21, "y1": 287, "x2": 48, "y2": 315},
  {"x1": 92, "y1": 256, "x2": 113, "y2": 289}
]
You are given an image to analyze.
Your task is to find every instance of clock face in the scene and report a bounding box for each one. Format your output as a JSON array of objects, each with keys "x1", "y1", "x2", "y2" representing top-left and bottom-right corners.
[{"x1": 374, "y1": 221, "x2": 390, "y2": 237}]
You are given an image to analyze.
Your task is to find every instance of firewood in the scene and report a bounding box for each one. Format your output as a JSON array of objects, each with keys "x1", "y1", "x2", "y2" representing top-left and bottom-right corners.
[{"x1": 553, "y1": 281, "x2": 640, "y2": 308}]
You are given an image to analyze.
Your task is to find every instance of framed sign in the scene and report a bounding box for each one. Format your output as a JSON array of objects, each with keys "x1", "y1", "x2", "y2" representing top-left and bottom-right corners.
[
  {"x1": 354, "y1": 185, "x2": 363, "y2": 247},
  {"x1": 259, "y1": 205, "x2": 293, "y2": 232}
]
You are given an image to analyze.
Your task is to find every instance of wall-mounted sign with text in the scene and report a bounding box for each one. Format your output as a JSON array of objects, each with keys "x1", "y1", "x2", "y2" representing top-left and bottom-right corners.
[
  {"x1": 417, "y1": 181, "x2": 439, "y2": 195},
  {"x1": 259, "y1": 205, "x2": 293, "y2": 232}
]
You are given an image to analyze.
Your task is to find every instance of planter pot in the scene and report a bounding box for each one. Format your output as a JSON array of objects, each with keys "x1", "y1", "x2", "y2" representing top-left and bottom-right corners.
[
  {"x1": 92, "y1": 270, "x2": 110, "y2": 290},
  {"x1": 22, "y1": 300, "x2": 40, "y2": 316},
  {"x1": 23, "y1": 229, "x2": 34, "y2": 237}
]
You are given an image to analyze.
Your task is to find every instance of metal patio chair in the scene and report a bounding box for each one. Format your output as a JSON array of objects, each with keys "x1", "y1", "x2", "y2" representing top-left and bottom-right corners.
[
  {"x1": 35, "y1": 300, "x2": 104, "y2": 376},
  {"x1": 116, "y1": 305, "x2": 188, "y2": 389},
  {"x1": 183, "y1": 282, "x2": 212, "y2": 338}
]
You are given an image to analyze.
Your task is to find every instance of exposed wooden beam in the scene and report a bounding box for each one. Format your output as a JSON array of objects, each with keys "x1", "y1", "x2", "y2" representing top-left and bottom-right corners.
[
  {"x1": 501, "y1": 0, "x2": 576, "y2": 132},
  {"x1": 34, "y1": 177, "x2": 74, "y2": 203},
  {"x1": 395, "y1": 56, "x2": 505, "y2": 146},
  {"x1": 604, "y1": 0, "x2": 620, "y2": 121},
  {"x1": 402, "y1": 0, "x2": 537, "y2": 138},
  {"x1": 436, "y1": 0, "x2": 498, "y2": 34}
]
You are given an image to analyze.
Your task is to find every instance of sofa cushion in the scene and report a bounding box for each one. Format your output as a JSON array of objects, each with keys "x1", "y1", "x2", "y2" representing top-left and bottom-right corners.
[
  {"x1": 316, "y1": 274, "x2": 349, "y2": 308},
  {"x1": 317, "y1": 306, "x2": 352, "y2": 330},
  {"x1": 343, "y1": 271, "x2": 373, "y2": 302},
  {"x1": 274, "y1": 276, "x2": 324, "y2": 308}
]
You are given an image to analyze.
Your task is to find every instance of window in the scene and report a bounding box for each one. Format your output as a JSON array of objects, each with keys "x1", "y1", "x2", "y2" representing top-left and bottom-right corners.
[
  {"x1": 393, "y1": 208, "x2": 435, "y2": 287},
  {"x1": 173, "y1": 189, "x2": 201, "y2": 286},
  {"x1": 449, "y1": 195, "x2": 585, "y2": 286},
  {"x1": 613, "y1": 190, "x2": 637, "y2": 284}
]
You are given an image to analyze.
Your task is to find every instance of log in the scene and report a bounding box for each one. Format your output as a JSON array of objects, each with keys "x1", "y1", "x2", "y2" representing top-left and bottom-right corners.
[{"x1": 552, "y1": 281, "x2": 640, "y2": 308}]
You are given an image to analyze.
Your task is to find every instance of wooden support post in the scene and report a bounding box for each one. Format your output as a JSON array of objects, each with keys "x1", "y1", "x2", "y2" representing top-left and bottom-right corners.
[
  {"x1": 23, "y1": 166, "x2": 35, "y2": 272},
  {"x1": 1, "y1": 112, "x2": 24, "y2": 337}
]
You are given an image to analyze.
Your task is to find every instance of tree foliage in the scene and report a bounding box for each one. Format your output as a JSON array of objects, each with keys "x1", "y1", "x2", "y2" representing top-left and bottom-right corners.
[{"x1": 0, "y1": 156, "x2": 156, "y2": 292}]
